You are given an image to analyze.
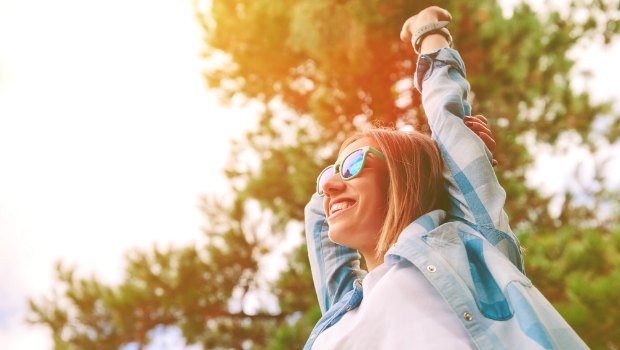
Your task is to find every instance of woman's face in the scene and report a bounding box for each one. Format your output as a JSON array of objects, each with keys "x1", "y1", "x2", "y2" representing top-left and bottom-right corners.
[{"x1": 321, "y1": 137, "x2": 389, "y2": 254}]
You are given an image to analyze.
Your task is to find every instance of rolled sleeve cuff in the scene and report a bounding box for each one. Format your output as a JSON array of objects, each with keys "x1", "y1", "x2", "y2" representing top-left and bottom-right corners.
[{"x1": 414, "y1": 48, "x2": 467, "y2": 93}]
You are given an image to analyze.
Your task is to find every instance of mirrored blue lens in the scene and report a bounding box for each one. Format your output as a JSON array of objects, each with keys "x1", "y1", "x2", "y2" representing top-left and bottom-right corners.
[
  {"x1": 317, "y1": 166, "x2": 335, "y2": 195},
  {"x1": 342, "y1": 149, "x2": 364, "y2": 179}
]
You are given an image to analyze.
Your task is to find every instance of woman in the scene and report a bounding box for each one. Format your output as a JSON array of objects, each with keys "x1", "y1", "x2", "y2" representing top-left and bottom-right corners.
[{"x1": 304, "y1": 6, "x2": 587, "y2": 350}]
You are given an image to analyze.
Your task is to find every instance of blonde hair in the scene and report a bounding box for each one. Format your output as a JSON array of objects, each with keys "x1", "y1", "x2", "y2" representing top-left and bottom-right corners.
[{"x1": 341, "y1": 128, "x2": 447, "y2": 258}]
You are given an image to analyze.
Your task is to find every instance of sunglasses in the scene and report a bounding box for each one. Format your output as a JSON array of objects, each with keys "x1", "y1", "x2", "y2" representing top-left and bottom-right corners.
[{"x1": 316, "y1": 146, "x2": 386, "y2": 196}]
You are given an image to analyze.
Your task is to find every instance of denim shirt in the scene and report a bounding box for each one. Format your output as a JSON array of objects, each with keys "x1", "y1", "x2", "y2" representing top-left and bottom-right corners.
[{"x1": 303, "y1": 48, "x2": 587, "y2": 349}]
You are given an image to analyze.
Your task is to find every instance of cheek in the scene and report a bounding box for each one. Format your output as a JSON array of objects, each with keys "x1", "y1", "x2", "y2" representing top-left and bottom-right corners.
[{"x1": 364, "y1": 187, "x2": 388, "y2": 224}]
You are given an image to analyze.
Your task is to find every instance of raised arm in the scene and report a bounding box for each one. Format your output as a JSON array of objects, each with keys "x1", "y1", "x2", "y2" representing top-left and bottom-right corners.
[
  {"x1": 304, "y1": 193, "x2": 365, "y2": 314},
  {"x1": 401, "y1": 7, "x2": 524, "y2": 271}
]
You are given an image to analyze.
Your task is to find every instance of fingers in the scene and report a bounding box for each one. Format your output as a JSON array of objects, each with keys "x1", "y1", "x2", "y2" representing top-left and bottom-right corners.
[
  {"x1": 400, "y1": 6, "x2": 453, "y2": 43},
  {"x1": 433, "y1": 6, "x2": 453, "y2": 22},
  {"x1": 465, "y1": 115, "x2": 495, "y2": 152},
  {"x1": 477, "y1": 130, "x2": 499, "y2": 166},
  {"x1": 468, "y1": 114, "x2": 488, "y2": 124},
  {"x1": 475, "y1": 130, "x2": 497, "y2": 153},
  {"x1": 464, "y1": 114, "x2": 498, "y2": 165},
  {"x1": 400, "y1": 16, "x2": 416, "y2": 43},
  {"x1": 465, "y1": 118, "x2": 493, "y2": 138}
]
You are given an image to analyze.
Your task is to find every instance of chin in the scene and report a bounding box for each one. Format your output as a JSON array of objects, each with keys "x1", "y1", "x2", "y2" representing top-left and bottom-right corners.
[
  {"x1": 327, "y1": 228, "x2": 345, "y2": 245},
  {"x1": 328, "y1": 227, "x2": 354, "y2": 248},
  {"x1": 328, "y1": 227, "x2": 368, "y2": 252}
]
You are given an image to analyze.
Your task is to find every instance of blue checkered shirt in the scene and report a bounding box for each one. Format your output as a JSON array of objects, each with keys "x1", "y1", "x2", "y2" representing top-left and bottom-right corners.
[{"x1": 304, "y1": 48, "x2": 587, "y2": 349}]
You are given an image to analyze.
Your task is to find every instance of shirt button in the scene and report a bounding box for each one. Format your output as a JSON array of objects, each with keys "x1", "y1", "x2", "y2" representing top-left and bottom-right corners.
[
  {"x1": 463, "y1": 311, "x2": 473, "y2": 321},
  {"x1": 426, "y1": 265, "x2": 437, "y2": 273}
]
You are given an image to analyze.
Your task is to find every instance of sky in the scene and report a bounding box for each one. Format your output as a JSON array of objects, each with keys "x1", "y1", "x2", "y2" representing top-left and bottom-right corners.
[
  {"x1": 0, "y1": 0, "x2": 257, "y2": 348},
  {"x1": 0, "y1": 0, "x2": 619, "y2": 349}
]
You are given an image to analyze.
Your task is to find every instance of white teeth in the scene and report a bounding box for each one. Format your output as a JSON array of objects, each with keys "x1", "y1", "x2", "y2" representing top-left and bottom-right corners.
[{"x1": 330, "y1": 201, "x2": 355, "y2": 216}]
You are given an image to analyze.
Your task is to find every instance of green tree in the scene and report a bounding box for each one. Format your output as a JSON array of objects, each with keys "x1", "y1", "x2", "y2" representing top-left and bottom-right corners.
[{"x1": 29, "y1": 0, "x2": 620, "y2": 349}]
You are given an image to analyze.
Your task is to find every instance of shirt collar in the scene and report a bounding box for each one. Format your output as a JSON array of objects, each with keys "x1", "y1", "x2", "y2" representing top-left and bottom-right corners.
[{"x1": 384, "y1": 209, "x2": 446, "y2": 265}]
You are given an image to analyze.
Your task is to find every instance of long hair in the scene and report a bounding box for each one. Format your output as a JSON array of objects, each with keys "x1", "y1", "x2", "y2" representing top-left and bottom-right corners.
[{"x1": 341, "y1": 128, "x2": 447, "y2": 258}]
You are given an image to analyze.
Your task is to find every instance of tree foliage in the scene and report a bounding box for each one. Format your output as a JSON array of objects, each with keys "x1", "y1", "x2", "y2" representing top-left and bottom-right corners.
[{"x1": 29, "y1": 0, "x2": 620, "y2": 349}]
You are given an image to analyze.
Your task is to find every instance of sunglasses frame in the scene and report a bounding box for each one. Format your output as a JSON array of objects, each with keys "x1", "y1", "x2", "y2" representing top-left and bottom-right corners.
[{"x1": 316, "y1": 146, "x2": 386, "y2": 196}]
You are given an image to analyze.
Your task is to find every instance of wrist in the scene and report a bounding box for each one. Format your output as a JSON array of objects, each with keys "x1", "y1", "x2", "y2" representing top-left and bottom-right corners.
[
  {"x1": 411, "y1": 21, "x2": 452, "y2": 54},
  {"x1": 419, "y1": 32, "x2": 450, "y2": 54}
]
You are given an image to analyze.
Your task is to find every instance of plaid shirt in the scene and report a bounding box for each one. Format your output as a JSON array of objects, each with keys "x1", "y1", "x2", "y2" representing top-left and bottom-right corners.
[{"x1": 304, "y1": 48, "x2": 587, "y2": 349}]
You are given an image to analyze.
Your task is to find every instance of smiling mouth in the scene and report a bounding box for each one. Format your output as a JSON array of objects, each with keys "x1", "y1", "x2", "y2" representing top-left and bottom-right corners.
[{"x1": 329, "y1": 200, "x2": 357, "y2": 219}]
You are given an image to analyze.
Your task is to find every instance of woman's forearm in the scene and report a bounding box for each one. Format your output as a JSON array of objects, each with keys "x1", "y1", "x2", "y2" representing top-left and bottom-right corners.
[{"x1": 419, "y1": 33, "x2": 449, "y2": 54}]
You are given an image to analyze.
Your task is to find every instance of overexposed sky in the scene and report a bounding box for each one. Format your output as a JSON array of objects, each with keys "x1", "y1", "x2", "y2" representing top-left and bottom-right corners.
[
  {"x1": 0, "y1": 0, "x2": 619, "y2": 349},
  {"x1": 0, "y1": 0, "x2": 256, "y2": 348}
]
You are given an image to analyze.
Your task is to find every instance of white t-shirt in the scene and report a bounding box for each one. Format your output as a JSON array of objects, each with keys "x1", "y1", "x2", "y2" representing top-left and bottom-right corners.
[{"x1": 312, "y1": 260, "x2": 475, "y2": 349}]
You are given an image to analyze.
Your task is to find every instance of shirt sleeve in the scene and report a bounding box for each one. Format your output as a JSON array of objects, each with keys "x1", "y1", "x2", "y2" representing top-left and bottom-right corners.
[
  {"x1": 416, "y1": 48, "x2": 524, "y2": 272},
  {"x1": 304, "y1": 193, "x2": 366, "y2": 314}
]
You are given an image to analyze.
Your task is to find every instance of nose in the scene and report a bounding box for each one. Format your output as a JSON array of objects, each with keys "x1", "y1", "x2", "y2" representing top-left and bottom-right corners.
[{"x1": 322, "y1": 172, "x2": 345, "y2": 195}]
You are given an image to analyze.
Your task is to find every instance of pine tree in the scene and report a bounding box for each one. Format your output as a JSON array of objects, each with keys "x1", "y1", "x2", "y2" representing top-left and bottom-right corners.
[{"x1": 29, "y1": 1, "x2": 620, "y2": 348}]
